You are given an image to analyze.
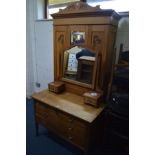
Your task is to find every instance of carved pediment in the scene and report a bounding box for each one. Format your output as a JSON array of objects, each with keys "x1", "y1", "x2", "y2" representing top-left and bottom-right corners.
[
  {"x1": 51, "y1": 1, "x2": 120, "y2": 20},
  {"x1": 58, "y1": 1, "x2": 102, "y2": 14}
]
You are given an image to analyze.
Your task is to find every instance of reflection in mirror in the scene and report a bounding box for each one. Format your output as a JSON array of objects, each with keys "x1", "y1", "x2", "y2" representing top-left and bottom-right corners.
[
  {"x1": 71, "y1": 32, "x2": 85, "y2": 46},
  {"x1": 63, "y1": 46, "x2": 96, "y2": 84}
]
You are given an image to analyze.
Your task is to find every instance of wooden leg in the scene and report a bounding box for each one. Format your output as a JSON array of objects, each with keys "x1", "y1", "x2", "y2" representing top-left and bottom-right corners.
[
  {"x1": 35, "y1": 121, "x2": 39, "y2": 136},
  {"x1": 34, "y1": 100, "x2": 39, "y2": 136}
]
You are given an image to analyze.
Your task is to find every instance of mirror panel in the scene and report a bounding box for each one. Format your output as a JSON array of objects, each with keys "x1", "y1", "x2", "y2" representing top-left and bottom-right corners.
[
  {"x1": 63, "y1": 46, "x2": 96, "y2": 86},
  {"x1": 71, "y1": 31, "x2": 85, "y2": 46}
]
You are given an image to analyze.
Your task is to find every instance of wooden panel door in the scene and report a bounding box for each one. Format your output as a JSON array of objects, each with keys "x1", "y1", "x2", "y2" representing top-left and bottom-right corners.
[
  {"x1": 54, "y1": 26, "x2": 68, "y2": 80},
  {"x1": 88, "y1": 25, "x2": 107, "y2": 92},
  {"x1": 88, "y1": 25, "x2": 117, "y2": 97}
]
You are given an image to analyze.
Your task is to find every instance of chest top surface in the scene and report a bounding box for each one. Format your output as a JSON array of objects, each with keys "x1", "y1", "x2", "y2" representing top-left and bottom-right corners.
[{"x1": 32, "y1": 90, "x2": 104, "y2": 123}]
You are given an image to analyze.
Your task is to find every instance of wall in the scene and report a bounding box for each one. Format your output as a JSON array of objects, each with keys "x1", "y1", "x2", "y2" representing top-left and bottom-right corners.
[
  {"x1": 34, "y1": 21, "x2": 54, "y2": 93},
  {"x1": 26, "y1": 0, "x2": 35, "y2": 97},
  {"x1": 26, "y1": 0, "x2": 54, "y2": 98}
]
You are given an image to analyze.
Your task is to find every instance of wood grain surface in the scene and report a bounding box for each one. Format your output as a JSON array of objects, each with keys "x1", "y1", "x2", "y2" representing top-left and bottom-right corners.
[{"x1": 32, "y1": 89, "x2": 104, "y2": 123}]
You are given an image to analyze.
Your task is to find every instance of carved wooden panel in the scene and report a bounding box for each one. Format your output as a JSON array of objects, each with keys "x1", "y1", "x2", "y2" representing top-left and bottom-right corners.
[
  {"x1": 58, "y1": 1, "x2": 101, "y2": 14},
  {"x1": 88, "y1": 26, "x2": 106, "y2": 91},
  {"x1": 54, "y1": 26, "x2": 68, "y2": 80},
  {"x1": 92, "y1": 32, "x2": 104, "y2": 90},
  {"x1": 52, "y1": 1, "x2": 120, "y2": 22}
]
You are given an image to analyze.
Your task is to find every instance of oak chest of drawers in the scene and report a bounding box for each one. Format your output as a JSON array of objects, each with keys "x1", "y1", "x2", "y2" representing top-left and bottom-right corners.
[{"x1": 32, "y1": 90, "x2": 104, "y2": 154}]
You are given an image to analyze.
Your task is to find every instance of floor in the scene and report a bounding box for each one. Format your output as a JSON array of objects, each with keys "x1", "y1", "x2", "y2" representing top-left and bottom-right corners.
[{"x1": 26, "y1": 98, "x2": 125, "y2": 155}]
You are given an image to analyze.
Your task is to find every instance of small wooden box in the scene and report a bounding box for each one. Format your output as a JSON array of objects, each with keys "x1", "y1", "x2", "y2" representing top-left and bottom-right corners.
[
  {"x1": 83, "y1": 91, "x2": 103, "y2": 107},
  {"x1": 48, "y1": 81, "x2": 65, "y2": 93}
]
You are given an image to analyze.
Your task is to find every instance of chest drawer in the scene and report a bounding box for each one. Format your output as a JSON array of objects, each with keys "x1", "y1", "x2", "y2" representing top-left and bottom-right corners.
[
  {"x1": 59, "y1": 112, "x2": 87, "y2": 131},
  {"x1": 57, "y1": 112, "x2": 88, "y2": 147},
  {"x1": 35, "y1": 102, "x2": 89, "y2": 148},
  {"x1": 35, "y1": 102, "x2": 48, "y2": 114},
  {"x1": 35, "y1": 102, "x2": 59, "y2": 131},
  {"x1": 35, "y1": 102, "x2": 49, "y2": 125}
]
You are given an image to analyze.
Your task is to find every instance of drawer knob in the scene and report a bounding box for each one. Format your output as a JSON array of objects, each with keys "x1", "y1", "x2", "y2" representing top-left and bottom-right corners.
[
  {"x1": 68, "y1": 127, "x2": 73, "y2": 131},
  {"x1": 68, "y1": 118, "x2": 74, "y2": 122},
  {"x1": 68, "y1": 136, "x2": 73, "y2": 140}
]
